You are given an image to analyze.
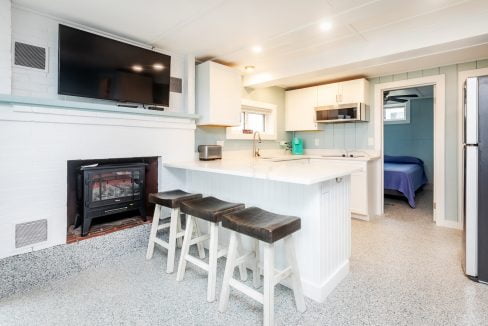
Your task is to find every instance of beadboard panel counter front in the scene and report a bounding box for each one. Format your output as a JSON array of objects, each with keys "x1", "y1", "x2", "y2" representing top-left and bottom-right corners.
[{"x1": 174, "y1": 169, "x2": 352, "y2": 303}]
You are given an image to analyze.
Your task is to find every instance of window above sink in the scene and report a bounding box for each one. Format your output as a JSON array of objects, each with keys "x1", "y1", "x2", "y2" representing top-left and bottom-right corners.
[{"x1": 226, "y1": 98, "x2": 277, "y2": 140}]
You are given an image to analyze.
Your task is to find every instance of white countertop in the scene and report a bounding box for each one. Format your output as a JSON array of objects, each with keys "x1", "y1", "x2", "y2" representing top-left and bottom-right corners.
[{"x1": 164, "y1": 157, "x2": 362, "y2": 185}]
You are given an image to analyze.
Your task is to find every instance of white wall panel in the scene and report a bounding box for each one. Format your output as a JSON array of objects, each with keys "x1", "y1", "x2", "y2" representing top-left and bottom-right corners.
[{"x1": 182, "y1": 170, "x2": 351, "y2": 302}]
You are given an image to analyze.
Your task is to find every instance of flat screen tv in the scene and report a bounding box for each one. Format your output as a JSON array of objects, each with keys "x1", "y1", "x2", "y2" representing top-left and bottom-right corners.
[{"x1": 58, "y1": 24, "x2": 171, "y2": 106}]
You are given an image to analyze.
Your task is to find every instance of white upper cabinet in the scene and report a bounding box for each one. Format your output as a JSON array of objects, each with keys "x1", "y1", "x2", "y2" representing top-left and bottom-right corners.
[
  {"x1": 285, "y1": 78, "x2": 370, "y2": 131},
  {"x1": 317, "y1": 83, "x2": 338, "y2": 107},
  {"x1": 196, "y1": 61, "x2": 242, "y2": 126},
  {"x1": 317, "y1": 78, "x2": 370, "y2": 107},
  {"x1": 285, "y1": 87, "x2": 320, "y2": 131},
  {"x1": 338, "y1": 78, "x2": 370, "y2": 104}
]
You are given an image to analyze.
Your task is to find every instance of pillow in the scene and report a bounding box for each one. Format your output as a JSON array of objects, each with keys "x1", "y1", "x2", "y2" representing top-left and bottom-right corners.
[{"x1": 384, "y1": 155, "x2": 424, "y2": 165}]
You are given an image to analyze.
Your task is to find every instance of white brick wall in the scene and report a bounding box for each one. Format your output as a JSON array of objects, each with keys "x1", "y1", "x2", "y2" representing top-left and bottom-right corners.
[
  {"x1": 0, "y1": 5, "x2": 195, "y2": 260},
  {"x1": 10, "y1": 7, "x2": 185, "y2": 111},
  {"x1": 0, "y1": 105, "x2": 194, "y2": 259},
  {"x1": 0, "y1": 0, "x2": 12, "y2": 94}
]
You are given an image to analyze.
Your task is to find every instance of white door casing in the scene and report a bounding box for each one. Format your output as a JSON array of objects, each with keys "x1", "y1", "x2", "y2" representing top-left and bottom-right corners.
[{"x1": 373, "y1": 75, "x2": 447, "y2": 228}]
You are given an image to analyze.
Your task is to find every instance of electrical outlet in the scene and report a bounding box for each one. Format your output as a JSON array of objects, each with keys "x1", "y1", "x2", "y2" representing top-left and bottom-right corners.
[
  {"x1": 368, "y1": 137, "x2": 374, "y2": 146},
  {"x1": 314, "y1": 138, "x2": 320, "y2": 146}
]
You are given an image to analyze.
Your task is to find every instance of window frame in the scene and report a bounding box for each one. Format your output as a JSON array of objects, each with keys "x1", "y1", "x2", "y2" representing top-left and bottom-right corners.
[
  {"x1": 226, "y1": 99, "x2": 277, "y2": 140},
  {"x1": 383, "y1": 102, "x2": 410, "y2": 125}
]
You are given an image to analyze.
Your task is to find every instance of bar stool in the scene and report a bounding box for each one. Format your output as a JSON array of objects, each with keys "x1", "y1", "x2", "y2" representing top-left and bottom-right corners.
[
  {"x1": 176, "y1": 196, "x2": 246, "y2": 302},
  {"x1": 146, "y1": 190, "x2": 205, "y2": 274},
  {"x1": 218, "y1": 207, "x2": 306, "y2": 326}
]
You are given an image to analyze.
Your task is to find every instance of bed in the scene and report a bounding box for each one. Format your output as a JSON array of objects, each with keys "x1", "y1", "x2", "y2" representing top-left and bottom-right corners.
[{"x1": 384, "y1": 155, "x2": 428, "y2": 208}]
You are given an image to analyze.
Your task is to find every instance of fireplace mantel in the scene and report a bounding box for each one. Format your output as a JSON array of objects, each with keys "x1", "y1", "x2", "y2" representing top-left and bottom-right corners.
[{"x1": 0, "y1": 94, "x2": 199, "y2": 120}]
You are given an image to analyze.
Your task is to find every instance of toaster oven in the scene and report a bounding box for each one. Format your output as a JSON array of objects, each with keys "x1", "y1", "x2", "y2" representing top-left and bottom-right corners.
[{"x1": 198, "y1": 145, "x2": 222, "y2": 161}]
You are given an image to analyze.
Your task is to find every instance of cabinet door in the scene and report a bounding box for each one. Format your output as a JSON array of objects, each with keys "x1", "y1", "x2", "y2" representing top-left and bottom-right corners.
[
  {"x1": 339, "y1": 79, "x2": 368, "y2": 104},
  {"x1": 317, "y1": 83, "x2": 338, "y2": 106},
  {"x1": 350, "y1": 171, "x2": 368, "y2": 215},
  {"x1": 211, "y1": 63, "x2": 242, "y2": 126},
  {"x1": 285, "y1": 87, "x2": 319, "y2": 131}
]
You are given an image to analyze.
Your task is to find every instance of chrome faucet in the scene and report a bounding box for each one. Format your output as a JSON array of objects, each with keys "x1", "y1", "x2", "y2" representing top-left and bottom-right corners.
[{"x1": 253, "y1": 131, "x2": 262, "y2": 158}]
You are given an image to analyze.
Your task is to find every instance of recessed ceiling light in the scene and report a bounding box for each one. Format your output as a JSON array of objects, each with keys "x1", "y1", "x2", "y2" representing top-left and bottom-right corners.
[
  {"x1": 319, "y1": 21, "x2": 333, "y2": 31},
  {"x1": 132, "y1": 64, "x2": 143, "y2": 72},
  {"x1": 244, "y1": 65, "x2": 255, "y2": 73},
  {"x1": 251, "y1": 45, "x2": 263, "y2": 54},
  {"x1": 153, "y1": 63, "x2": 164, "y2": 71}
]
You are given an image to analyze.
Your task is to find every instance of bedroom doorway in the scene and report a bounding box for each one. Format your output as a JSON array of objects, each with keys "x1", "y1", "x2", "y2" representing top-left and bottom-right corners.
[
  {"x1": 383, "y1": 86, "x2": 434, "y2": 220},
  {"x1": 373, "y1": 75, "x2": 446, "y2": 226}
]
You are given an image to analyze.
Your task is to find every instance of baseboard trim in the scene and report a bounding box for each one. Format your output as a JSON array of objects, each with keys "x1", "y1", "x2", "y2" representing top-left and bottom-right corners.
[
  {"x1": 351, "y1": 212, "x2": 370, "y2": 221},
  {"x1": 436, "y1": 218, "x2": 463, "y2": 230},
  {"x1": 281, "y1": 260, "x2": 350, "y2": 303}
]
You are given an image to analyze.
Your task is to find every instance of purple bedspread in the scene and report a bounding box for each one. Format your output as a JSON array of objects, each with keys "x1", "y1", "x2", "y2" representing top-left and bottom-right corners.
[{"x1": 384, "y1": 156, "x2": 428, "y2": 208}]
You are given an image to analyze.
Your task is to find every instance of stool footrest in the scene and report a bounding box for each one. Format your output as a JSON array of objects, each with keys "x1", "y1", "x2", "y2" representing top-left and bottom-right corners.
[
  {"x1": 217, "y1": 248, "x2": 227, "y2": 259},
  {"x1": 274, "y1": 267, "x2": 292, "y2": 286},
  {"x1": 189, "y1": 234, "x2": 210, "y2": 245},
  {"x1": 157, "y1": 222, "x2": 171, "y2": 231},
  {"x1": 235, "y1": 252, "x2": 255, "y2": 266},
  {"x1": 229, "y1": 278, "x2": 264, "y2": 304},
  {"x1": 176, "y1": 231, "x2": 185, "y2": 238},
  {"x1": 185, "y1": 255, "x2": 209, "y2": 272},
  {"x1": 153, "y1": 238, "x2": 169, "y2": 249}
]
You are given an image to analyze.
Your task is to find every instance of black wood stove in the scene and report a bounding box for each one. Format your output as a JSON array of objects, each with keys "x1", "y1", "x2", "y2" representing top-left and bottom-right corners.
[{"x1": 76, "y1": 163, "x2": 147, "y2": 236}]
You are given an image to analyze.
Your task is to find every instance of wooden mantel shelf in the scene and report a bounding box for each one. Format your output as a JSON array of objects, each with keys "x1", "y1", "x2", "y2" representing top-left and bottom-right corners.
[{"x1": 0, "y1": 94, "x2": 199, "y2": 120}]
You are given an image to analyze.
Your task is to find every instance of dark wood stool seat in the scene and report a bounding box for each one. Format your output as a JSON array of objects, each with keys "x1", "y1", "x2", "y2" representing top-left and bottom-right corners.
[
  {"x1": 148, "y1": 190, "x2": 202, "y2": 208},
  {"x1": 180, "y1": 196, "x2": 244, "y2": 223},
  {"x1": 222, "y1": 206, "x2": 301, "y2": 243}
]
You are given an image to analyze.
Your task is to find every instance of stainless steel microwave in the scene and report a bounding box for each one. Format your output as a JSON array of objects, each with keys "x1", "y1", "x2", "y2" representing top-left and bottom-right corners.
[{"x1": 314, "y1": 102, "x2": 369, "y2": 123}]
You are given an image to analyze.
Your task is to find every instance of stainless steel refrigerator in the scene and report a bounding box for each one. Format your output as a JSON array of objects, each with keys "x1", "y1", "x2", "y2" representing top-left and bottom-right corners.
[{"x1": 463, "y1": 76, "x2": 488, "y2": 283}]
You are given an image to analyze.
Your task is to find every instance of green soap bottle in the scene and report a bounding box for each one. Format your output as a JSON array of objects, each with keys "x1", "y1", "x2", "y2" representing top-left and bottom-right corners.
[{"x1": 291, "y1": 137, "x2": 304, "y2": 155}]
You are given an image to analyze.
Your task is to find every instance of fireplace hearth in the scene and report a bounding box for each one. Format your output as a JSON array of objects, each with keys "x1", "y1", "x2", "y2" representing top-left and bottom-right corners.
[{"x1": 76, "y1": 163, "x2": 147, "y2": 236}]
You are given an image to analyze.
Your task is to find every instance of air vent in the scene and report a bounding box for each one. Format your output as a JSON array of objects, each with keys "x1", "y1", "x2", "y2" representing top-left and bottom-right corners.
[
  {"x1": 14, "y1": 41, "x2": 47, "y2": 71},
  {"x1": 15, "y1": 219, "x2": 48, "y2": 248},
  {"x1": 170, "y1": 77, "x2": 182, "y2": 93}
]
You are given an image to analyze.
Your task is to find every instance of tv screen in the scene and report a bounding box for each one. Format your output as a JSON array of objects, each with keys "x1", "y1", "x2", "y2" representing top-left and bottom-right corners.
[{"x1": 58, "y1": 24, "x2": 171, "y2": 106}]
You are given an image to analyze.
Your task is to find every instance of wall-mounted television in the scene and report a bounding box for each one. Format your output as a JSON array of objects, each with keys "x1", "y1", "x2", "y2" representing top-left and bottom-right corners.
[{"x1": 58, "y1": 24, "x2": 171, "y2": 106}]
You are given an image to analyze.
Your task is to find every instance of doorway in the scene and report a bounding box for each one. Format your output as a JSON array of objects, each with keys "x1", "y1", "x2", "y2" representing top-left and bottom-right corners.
[
  {"x1": 373, "y1": 75, "x2": 446, "y2": 226},
  {"x1": 383, "y1": 86, "x2": 434, "y2": 220}
]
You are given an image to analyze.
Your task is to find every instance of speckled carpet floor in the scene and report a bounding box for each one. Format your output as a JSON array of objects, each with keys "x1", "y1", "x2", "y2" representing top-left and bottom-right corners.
[{"x1": 1, "y1": 190, "x2": 487, "y2": 325}]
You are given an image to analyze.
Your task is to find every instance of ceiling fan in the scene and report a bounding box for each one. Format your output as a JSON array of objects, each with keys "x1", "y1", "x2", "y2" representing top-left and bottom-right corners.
[{"x1": 383, "y1": 90, "x2": 418, "y2": 103}]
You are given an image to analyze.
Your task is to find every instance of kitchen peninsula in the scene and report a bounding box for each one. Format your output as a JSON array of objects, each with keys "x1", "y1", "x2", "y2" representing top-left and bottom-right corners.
[{"x1": 164, "y1": 157, "x2": 359, "y2": 302}]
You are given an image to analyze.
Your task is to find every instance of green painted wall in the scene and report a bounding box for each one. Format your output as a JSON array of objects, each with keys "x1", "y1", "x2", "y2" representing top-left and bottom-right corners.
[
  {"x1": 368, "y1": 60, "x2": 488, "y2": 223},
  {"x1": 384, "y1": 98, "x2": 434, "y2": 182}
]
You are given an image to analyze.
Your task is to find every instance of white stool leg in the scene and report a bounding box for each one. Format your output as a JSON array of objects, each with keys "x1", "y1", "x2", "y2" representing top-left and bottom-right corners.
[
  {"x1": 237, "y1": 234, "x2": 248, "y2": 282},
  {"x1": 252, "y1": 239, "x2": 261, "y2": 288},
  {"x1": 145, "y1": 204, "x2": 161, "y2": 260},
  {"x1": 166, "y1": 207, "x2": 179, "y2": 274},
  {"x1": 284, "y1": 236, "x2": 306, "y2": 312},
  {"x1": 263, "y1": 242, "x2": 275, "y2": 326},
  {"x1": 176, "y1": 215, "x2": 194, "y2": 281},
  {"x1": 207, "y1": 221, "x2": 219, "y2": 302},
  {"x1": 193, "y1": 219, "x2": 206, "y2": 259},
  {"x1": 176, "y1": 212, "x2": 183, "y2": 248},
  {"x1": 218, "y1": 231, "x2": 239, "y2": 312}
]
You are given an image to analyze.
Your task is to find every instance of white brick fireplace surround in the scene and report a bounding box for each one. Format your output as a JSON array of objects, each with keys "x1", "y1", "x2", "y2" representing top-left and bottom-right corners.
[{"x1": 0, "y1": 104, "x2": 195, "y2": 259}]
